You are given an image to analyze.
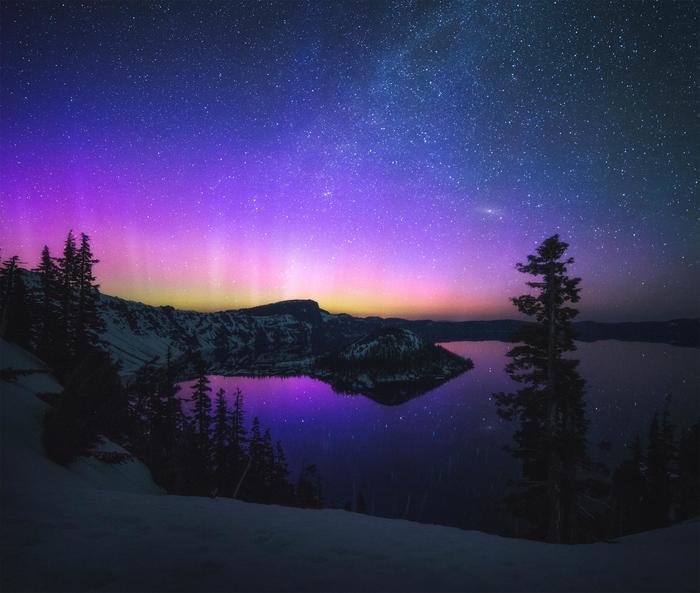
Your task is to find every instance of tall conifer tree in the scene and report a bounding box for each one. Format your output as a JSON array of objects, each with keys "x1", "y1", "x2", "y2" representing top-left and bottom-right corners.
[
  {"x1": 57, "y1": 230, "x2": 78, "y2": 360},
  {"x1": 159, "y1": 348, "x2": 183, "y2": 459},
  {"x1": 646, "y1": 407, "x2": 673, "y2": 529},
  {"x1": 0, "y1": 256, "x2": 32, "y2": 348},
  {"x1": 213, "y1": 387, "x2": 229, "y2": 488},
  {"x1": 75, "y1": 233, "x2": 103, "y2": 354},
  {"x1": 494, "y1": 235, "x2": 588, "y2": 543},
  {"x1": 0, "y1": 255, "x2": 20, "y2": 318},
  {"x1": 190, "y1": 365, "x2": 212, "y2": 480},
  {"x1": 33, "y1": 246, "x2": 60, "y2": 360}
]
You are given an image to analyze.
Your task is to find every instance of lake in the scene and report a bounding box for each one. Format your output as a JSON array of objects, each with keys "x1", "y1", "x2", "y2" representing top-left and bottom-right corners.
[{"x1": 180, "y1": 340, "x2": 699, "y2": 532}]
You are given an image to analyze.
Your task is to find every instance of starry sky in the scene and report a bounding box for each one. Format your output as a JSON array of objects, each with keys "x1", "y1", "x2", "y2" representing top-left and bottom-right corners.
[{"x1": 1, "y1": 1, "x2": 697, "y2": 321}]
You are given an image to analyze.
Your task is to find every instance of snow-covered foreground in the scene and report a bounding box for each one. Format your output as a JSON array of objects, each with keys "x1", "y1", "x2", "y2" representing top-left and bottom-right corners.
[{"x1": 1, "y1": 340, "x2": 698, "y2": 592}]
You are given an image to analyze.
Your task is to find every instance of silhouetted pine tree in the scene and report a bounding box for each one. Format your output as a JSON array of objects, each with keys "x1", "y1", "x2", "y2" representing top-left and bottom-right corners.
[
  {"x1": 611, "y1": 434, "x2": 647, "y2": 535},
  {"x1": 271, "y1": 440, "x2": 293, "y2": 504},
  {"x1": 75, "y1": 233, "x2": 104, "y2": 355},
  {"x1": 127, "y1": 358, "x2": 162, "y2": 465},
  {"x1": 190, "y1": 370, "x2": 212, "y2": 443},
  {"x1": 42, "y1": 349, "x2": 127, "y2": 464},
  {"x1": 263, "y1": 428, "x2": 275, "y2": 485},
  {"x1": 227, "y1": 388, "x2": 248, "y2": 496},
  {"x1": 645, "y1": 406, "x2": 673, "y2": 529},
  {"x1": 229, "y1": 388, "x2": 246, "y2": 458},
  {"x1": 173, "y1": 417, "x2": 200, "y2": 495},
  {"x1": 56, "y1": 230, "x2": 79, "y2": 364},
  {"x1": 356, "y1": 492, "x2": 367, "y2": 513},
  {"x1": 33, "y1": 246, "x2": 61, "y2": 361},
  {"x1": 158, "y1": 348, "x2": 183, "y2": 463},
  {"x1": 154, "y1": 353, "x2": 186, "y2": 491},
  {"x1": 0, "y1": 255, "x2": 20, "y2": 318},
  {"x1": 213, "y1": 387, "x2": 229, "y2": 491},
  {"x1": 676, "y1": 421, "x2": 699, "y2": 520},
  {"x1": 0, "y1": 257, "x2": 32, "y2": 349},
  {"x1": 296, "y1": 464, "x2": 322, "y2": 509},
  {"x1": 189, "y1": 365, "x2": 212, "y2": 491},
  {"x1": 246, "y1": 416, "x2": 266, "y2": 500},
  {"x1": 493, "y1": 234, "x2": 588, "y2": 543}
]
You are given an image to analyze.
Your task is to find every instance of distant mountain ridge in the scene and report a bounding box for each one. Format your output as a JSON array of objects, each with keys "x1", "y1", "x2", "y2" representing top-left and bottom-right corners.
[
  {"x1": 93, "y1": 290, "x2": 698, "y2": 377},
  {"x1": 386, "y1": 317, "x2": 700, "y2": 347},
  {"x1": 239, "y1": 300, "x2": 699, "y2": 348}
]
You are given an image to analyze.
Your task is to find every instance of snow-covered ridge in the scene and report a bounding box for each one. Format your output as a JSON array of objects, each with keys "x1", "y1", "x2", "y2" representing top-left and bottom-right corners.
[
  {"x1": 340, "y1": 328, "x2": 427, "y2": 362},
  {"x1": 98, "y1": 292, "x2": 318, "y2": 375},
  {"x1": 1, "y1": 339, "x2": 697, "y2": 592}
]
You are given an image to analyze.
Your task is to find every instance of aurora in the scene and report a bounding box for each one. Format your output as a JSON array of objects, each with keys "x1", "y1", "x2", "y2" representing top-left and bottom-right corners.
[{"x1": 1, "y1": 2, "x2": 697, "y2": 321}]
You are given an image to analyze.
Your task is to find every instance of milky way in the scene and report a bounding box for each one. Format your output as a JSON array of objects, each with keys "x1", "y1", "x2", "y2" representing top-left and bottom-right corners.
[{"x1": 1, "y1": 2, "x2": 697, "y2": 320}]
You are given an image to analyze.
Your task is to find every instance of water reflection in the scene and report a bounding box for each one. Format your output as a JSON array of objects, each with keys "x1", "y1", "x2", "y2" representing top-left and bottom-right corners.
[{"x1": 180, "y1": 340, "x2": 699, "y2": 531}]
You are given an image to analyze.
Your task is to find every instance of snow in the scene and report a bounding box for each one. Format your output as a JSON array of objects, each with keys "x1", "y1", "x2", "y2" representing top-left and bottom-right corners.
[
  {"x1": 96, "y1": 292, "x2": 317, "y2": 377},
  {"x1": 341, "y1": 329, "x2": 426, "y2": 362},
  {"x1": 1, "y1": 339, "x2": 698, "y2": 592},
  {"x1": 0, "y1": 338, "x2": 54, "y2": 376},
  {"x1": 0, "y1": 340, "x2": 161, "y2": 497}
]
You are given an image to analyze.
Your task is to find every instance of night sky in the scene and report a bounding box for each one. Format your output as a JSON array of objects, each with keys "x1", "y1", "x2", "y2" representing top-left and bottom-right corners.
[{"x1": 1, "y1": 1, "x2": 697, "y2": 320}]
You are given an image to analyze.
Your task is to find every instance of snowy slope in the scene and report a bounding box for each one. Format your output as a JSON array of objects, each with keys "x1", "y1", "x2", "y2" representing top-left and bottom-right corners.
[
  {"x1": 99, "y1": 293, "x2": 316, "y2": 375},
  {"x1": 339, "y1": 328, "x2": 427, "y2": 362},
  {"x1": 0, "y1": 340, "x2": 162, "y2": 496},
  {"x1": 1, "y1": 340, "x2": 698, "y2": 592}
]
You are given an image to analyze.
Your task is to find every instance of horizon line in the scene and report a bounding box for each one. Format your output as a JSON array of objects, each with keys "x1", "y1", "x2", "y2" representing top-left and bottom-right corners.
[{"x1": 98, "y1": 288, "x2": 698, "y2": 326}]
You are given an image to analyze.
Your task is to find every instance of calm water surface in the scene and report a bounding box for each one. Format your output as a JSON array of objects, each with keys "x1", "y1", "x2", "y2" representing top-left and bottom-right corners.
[{"x1": 181, "y1": 340, "x2": 699, "y2": 531}]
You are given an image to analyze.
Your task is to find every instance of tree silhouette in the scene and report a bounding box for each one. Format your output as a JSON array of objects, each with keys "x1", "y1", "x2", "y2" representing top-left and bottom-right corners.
[
  {"x1": 33, "y1": 246, "x2": 60, "y2": 361},
  {"x1": 189, "y1": 364, "x2": 213, "y2": 490},
  {"x1": 226, "y1": 388, "x2": 248, "y2": 496},
  {"x1": 676, "y1": 421, "x2": 699, "y2": 520},
  {"x1": 229, "y1": 388, "x2": 246, "y2": 460},
  {"x1": 213, "y1": 387, "x2": 229, "y2": 489},
  {"x1": 0, "y1": 255, "x2": 21, "y2": 318},
  {"x1": 57, "y1": 230, "x2": 78, "y2": 362},
  {"x1": 158, "y1": 348, "x2": 183, "y2": 464},
  {"x1": 75, "y1": 233, "x2": 104, "y2": 354},
  {"x1": 42, "y1": 348, "x2": 126, "y2": 464},
  {"x1": 494, "y1": 234, "x2": 588, "y2": 543},
  {"x1": 611, "y1": 434, "x2": 647, "y2": 535},
  {"x1": 645, "y1": 398, "x2": 675, "y2": 529},
  {"x1": 297, "y1": 464, "x2": 323, "y2": 509},
  {"x1": 0, "y1": 256, "x2": 32, "y2": 349}
]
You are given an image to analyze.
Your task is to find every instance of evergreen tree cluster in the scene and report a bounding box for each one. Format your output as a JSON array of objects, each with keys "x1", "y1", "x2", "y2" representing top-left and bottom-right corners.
[
  {"x1": 0, "y1": 231, "x2": 104, "y2": 372},
  {"x1": 0, "y1": 254, "x2": 31, "y2": 350},
  {"x1": 608, "y1": 399, "x2": 699, "y2": 537},
  {"x1": 1, "y1": 232, "x2": 120, "y2": 464},
  {"x1": 126, "y1": 357, "x2": 321, "y2": 507}
]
